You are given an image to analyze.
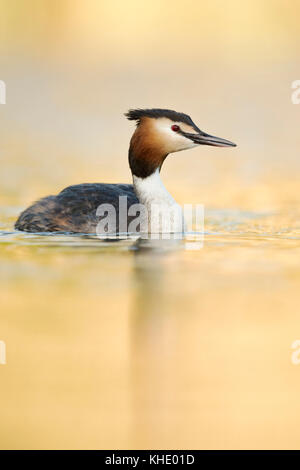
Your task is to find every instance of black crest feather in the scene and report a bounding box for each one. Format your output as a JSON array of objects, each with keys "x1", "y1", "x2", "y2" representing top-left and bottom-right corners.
[{"x1": 125, "y1": 108, "x2": 199, "y2": 131}]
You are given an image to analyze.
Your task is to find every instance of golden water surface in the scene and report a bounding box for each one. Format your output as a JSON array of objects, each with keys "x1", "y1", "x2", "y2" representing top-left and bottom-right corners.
[
  {"x1": 1, "y1": 0, "x2": 300, "y2": 450},
  {"x1": 1, "y1": 208, "x2": 300, "y2": 449}
]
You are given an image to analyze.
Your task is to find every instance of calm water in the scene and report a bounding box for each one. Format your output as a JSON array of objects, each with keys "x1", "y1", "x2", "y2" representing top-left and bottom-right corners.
[
  {"x1": 1, "y1": 206, "x2": 300, "y2": 449},
  {"x1": 1, "y1": 0, "x2": 300, "y2": 451}
]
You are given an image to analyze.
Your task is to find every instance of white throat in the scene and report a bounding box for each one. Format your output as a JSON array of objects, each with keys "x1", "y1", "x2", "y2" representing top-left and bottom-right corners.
[
  {"x1": 132, "y1": 169, "x2": 184, "y2": 233},
  {"x1": 133, "y1": 169, "x2": 176, "y2": 207}
]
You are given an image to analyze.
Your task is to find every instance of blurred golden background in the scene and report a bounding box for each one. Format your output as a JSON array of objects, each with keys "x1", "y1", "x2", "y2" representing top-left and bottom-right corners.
[
  {"x1": 1, "y1": 0, "x2": 300, "y2": 209},
  {"x1": 1, "y1": 0, "x2": 300, "y2": 450}
]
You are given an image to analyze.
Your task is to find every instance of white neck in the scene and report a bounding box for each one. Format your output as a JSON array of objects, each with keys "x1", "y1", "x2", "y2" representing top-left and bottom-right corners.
[
  {"x1": 132, "y1": 169, "x2": 184, "y2": 233},
  {"x1": 133, "y1": 169, "x2": 176, "y2": 208}
]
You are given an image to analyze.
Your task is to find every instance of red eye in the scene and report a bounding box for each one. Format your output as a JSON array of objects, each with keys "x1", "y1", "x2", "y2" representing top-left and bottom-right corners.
[{"x1": 171, "y1": 124, "x2": 180, "y2": 132}]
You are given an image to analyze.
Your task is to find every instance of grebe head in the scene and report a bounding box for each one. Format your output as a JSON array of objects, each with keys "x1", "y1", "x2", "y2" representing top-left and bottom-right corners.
[{"x1": 125, "y1": 108, "x2": 236, "y2": 178}]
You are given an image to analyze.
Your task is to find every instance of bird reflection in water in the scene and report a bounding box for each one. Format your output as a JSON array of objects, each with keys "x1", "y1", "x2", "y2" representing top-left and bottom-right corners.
[{"x1": 129, "y1": 237, "x2": 185, "y2": 447}]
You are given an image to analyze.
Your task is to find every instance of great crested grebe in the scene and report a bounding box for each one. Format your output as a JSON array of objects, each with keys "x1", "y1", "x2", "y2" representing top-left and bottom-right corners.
[{"x1": 15, "y1": 108, "x2": 236, "y2": 234}]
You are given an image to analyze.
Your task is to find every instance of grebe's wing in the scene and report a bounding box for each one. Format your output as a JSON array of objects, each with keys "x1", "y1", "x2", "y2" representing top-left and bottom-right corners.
[{"x1": 15, "y1": 183, "x2": 138, "y2": 233}]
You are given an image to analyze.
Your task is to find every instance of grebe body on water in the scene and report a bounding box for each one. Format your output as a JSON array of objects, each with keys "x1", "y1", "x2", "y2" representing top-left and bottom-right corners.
[{"x1": 15, "y1": 109, "x2": 236, "y2": 234}]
